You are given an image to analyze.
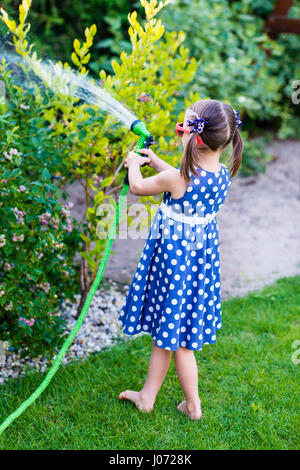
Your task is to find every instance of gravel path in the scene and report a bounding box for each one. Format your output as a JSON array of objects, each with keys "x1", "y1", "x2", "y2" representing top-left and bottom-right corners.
[{"x1": 1, "y1": 139, "x2": 299, "y2": 384}]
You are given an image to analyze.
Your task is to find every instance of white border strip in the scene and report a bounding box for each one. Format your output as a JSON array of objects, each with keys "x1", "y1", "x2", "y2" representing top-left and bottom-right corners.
[{"x1": 160, "y1": 201, "x2": 216, "y2": 225}]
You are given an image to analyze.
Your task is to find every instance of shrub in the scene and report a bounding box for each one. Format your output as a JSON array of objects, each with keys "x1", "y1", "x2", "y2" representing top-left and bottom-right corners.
[
  {"x1": 159, "y1": 0, "x2": 300, "y2": 141},
  {"x1": 0, "y1": 27, "x2": 81, "y2": 357},
  {"x1": 0, "y1": 141, "x2": 78, "y2": 358},
  {"x1": 0, "y1": 0, "x2": 144, "y2": 75}
]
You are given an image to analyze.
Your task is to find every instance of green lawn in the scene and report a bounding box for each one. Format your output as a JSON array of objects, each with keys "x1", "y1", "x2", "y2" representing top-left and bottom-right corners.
[{"x1": 0, "y1": 275, "x2": 299, "y2": 450}]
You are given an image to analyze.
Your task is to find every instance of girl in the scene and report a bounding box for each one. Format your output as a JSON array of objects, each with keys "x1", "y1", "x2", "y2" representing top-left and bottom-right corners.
[{"x1": 118, "y1": 99, "x2": 243, "y2": 420}]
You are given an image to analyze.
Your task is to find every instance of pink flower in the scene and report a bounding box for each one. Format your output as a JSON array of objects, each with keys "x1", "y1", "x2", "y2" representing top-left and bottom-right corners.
[
  {"x1": 137, "y1": 92, "x2": 152, "y2": 103},
  {"x1": 3, "y1": 151, "x2": 12, "y2": 161},
  {"x1": 13, "y1": 207, "x2": 26, "y2": 225},
  {"x1": 12, "y1": 233, "x2": 24, "y2": 242},
  {"x1": 37, "y1": 281, "x2": 50, "y2": 294},
  {"x1": 39, "y1": 211, "x2": 52, "y2": 225},
  {"x1": 61, "y1": 208, "x2": 69, "y2": 217},
  {"x1": 19, "y1": 317, "x2": 35, "y2": 327},
  {"x1": 55, "y1": 242, "x2": 64, "y2": 249},
  {"x1": 50, "y1": 216, "x2": 60, "y2": 229}
]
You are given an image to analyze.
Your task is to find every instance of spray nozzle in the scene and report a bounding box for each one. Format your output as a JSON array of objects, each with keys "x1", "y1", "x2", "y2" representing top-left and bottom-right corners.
[
  {"x1": 130, "y1": 119, "x2": 151, "y2": 137},
  {"x1": 130, "y1": 119, "x2": 154, "y2": 151},
  {"x1": 124, "y1": 119, "x2": 154, "y2": 186}
]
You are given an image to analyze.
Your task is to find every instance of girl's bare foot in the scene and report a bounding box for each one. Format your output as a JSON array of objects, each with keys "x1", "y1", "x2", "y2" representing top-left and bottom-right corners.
[
  {"x1": 118, "y1": 390, "x2": 154, "y2": 413},
  {"x1": 177, "y1": 399, "x2": 202, "y2": 420}
]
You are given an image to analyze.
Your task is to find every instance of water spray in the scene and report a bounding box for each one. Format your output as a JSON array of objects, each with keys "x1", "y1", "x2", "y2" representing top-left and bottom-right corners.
[{"x1": 0, "y1": 51, "x2": 154, "y2": 178}]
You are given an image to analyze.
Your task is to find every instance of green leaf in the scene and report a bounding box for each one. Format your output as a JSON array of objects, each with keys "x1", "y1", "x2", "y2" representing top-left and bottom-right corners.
[
  {"x1": 11, "y1": 168, "x2": 21, "y2": 177},
  {"x1": 100, "y1": 176, "x2": 113, "y2": 188},
  {"x1": 78, "y1": 128, "x2": 87, "y2": 141},
  {"x1": 43, "y1": 335, "x2": 52, "y2": 344},
  {"x1": 80, "y1": 233, "x2": 90, "y2": 243},
  {"x1": 79, "y1": 251, "x2": 93, "y2": 264},
  {"x1": 45, "y1": 183, "x2": 58, "y2": 193},
  {"x1": 86, "y1": 107, "x2": 96, "y2": 116},
  {"x1": 42, "y1": 168, "x2": 51, "y2": 182}
]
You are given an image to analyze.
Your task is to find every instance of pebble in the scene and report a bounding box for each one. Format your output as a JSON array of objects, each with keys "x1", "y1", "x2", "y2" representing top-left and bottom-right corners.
[{"x1": 0, "y1": 279, "x2": 134, "y2": 385}]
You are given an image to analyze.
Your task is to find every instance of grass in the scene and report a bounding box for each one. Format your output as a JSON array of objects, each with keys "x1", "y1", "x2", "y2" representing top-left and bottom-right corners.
[{"x1": 0, "y1": 275, "x2": 299, "y2": 450}]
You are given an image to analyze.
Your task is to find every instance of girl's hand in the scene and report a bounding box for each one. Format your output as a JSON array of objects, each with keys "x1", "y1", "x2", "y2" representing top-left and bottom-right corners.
[
  {"x1": 137, "y1": 147, "x2": 160, "y2": 169},
  {"x1": 124, "y1": 146, "x2": 151, "y2": 168}
]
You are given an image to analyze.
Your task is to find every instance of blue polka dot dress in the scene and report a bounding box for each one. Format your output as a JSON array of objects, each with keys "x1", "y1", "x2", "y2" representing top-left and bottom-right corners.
[{"x1": 118, "y1": 163, "x2": 232, "y2": 351}]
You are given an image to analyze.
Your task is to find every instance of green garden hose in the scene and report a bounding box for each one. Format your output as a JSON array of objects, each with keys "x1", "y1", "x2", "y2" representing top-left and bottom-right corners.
[{"x1": 0, "y1": 120, "x2": 153, "y2": 436}]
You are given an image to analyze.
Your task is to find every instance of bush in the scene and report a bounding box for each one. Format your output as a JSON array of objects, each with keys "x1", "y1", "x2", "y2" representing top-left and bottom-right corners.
[
  {"x1": 0, "y1": 143, "x2": 78, "y2": 358},
  {"x1": 159, "y1": 0, "x2": 300, "y2": 141},
  {"x1": 0, "y1": 40, "x2": 82, "y2": 357},
  {"x1": 0, "y1": 0, "x2": 144, "y2": 75}
]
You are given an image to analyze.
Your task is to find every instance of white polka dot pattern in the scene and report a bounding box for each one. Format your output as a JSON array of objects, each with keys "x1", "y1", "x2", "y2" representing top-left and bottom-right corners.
[{"x1": 118, "y1": 163, "x2": 232, "y2": 351}]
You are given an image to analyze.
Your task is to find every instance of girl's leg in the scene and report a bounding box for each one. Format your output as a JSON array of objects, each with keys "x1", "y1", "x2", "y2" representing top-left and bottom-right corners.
[
  {"x1": 119, "y1": 340, "x2": 172, "y2": 412},
  {"x1": 173, "y1": 347, "x2": 202, "y2": 420}
]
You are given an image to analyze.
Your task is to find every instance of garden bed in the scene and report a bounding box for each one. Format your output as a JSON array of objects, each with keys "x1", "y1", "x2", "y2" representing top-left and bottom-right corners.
[{"x1": 0, "y1": 279, "x2": 129, "y2": 385}]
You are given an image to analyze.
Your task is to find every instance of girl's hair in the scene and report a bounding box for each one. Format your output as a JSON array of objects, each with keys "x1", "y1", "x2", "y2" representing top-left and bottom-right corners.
[{"x1": 180, "y1": 99, "x2": 243, "y2": 184}]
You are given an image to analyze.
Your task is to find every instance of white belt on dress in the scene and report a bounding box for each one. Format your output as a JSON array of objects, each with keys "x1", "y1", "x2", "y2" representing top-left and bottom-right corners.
[{"x1": 159, "y1": 201, "x2": 216, "y2": 225}]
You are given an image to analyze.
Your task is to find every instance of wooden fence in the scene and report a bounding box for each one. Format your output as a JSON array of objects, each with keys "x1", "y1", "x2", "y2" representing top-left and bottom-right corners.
[{"x1": 264, "y1": 0, "x2": 300, "y2": 39}]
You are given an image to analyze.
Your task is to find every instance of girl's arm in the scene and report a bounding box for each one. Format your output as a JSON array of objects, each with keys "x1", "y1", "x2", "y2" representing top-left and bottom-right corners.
[
  {"x1": 124, "y1": 150, "x2": 178, "y2": 196},
  {"x1": 130, "y1": 165, "x2": 178, "y2": 196}
]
